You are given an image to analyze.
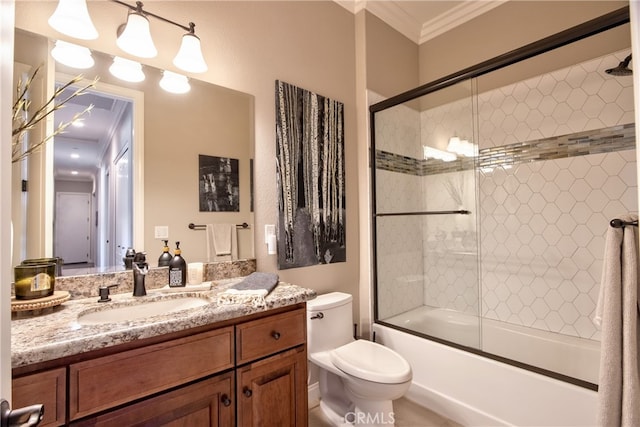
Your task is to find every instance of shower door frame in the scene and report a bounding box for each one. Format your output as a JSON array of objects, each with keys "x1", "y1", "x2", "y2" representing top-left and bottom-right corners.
[{"x1": 369, "y1": 6, "x2": 630, "y2": 391}]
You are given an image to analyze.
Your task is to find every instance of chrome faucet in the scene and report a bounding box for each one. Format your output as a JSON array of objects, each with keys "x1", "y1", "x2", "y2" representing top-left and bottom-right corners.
[{"x1": 132, "y1": 252, "x2": 148, "y2": 297}]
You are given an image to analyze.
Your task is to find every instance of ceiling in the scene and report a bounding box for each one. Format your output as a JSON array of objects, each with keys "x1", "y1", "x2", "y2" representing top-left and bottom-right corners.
[
  {"x1": 335, "y1": 0, "x2": 505, "y2": 44},
  {"x1": 53, "y1": 86, "x2": 129, "y2": 181},
  {"x1": 53, "y1": 0, "x2": 503, "y2": 181}
]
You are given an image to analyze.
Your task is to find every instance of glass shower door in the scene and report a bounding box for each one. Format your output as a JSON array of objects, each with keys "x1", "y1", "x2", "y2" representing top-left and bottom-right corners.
[{"x1": 372, "y1": 79, "x2": 481, "y2": 349}]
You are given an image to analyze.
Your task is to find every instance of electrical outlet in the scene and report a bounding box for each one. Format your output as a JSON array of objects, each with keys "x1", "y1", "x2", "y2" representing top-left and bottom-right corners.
[{"x1": 154, "y1": 226, "x2": 169, "y2": 239}]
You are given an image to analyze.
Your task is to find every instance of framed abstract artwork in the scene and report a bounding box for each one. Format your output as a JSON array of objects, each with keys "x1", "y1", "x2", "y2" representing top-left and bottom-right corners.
[
  {"x1": 199, "y1": 154, "x2": 239, "y2": 212},
  {"x1": 275, "y1": 80, "x2": 346, "y2": 269}
]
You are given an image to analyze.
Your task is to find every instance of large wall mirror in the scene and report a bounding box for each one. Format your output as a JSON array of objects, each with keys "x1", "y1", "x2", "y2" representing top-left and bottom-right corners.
[{"x1": 12, "y1": 29, "x2": 255, "y2": 275}]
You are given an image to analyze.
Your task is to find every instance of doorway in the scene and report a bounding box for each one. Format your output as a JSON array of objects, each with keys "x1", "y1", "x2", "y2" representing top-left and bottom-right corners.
[{"x1": 52, "y1": 80, "x2": 134, "y2": 270}]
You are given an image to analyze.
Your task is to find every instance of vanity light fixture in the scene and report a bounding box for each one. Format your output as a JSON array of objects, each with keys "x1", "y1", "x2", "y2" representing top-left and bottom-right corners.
[
  {"x1": 159, "y1": 70, "x2": 191, "y2": 94},
  {"x1": 423, "y1": 146, "x2": 457, "y2": 162},
  {"x1": 112, "y1": 0, "x2": 207, "y2": 73},
  {"x1": 48, "y1": 0, "x2": 98, "y2": 40},
  {"x1": 48, "y1": 0, "x2": 208, "y2": 73},
  {"x1": 447, "y1": 136, "x2": 478, "y2": 157},
  {"x1": 173, "y1": 23, "x2": 208, "y2": 73},
  {"x1": 116, "y1": 2, "x2": 158, "y2": 58},
  {"x1": 109, "y1": 56, "x2": 146, "y2": 83},
  {"x1": 51, "y1": 40, "x2": 95, "y2": 69}
]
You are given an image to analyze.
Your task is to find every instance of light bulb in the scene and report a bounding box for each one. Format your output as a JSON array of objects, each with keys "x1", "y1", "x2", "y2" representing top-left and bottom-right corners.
[
  {"x1": 51, "y1": 40, "x2": 94, "y2": 69},
  {"x1": 48, "y1": 0, "x2": 98, "y2": 40},
  {"x1": 159, "y1": 71, "x2": 190, "y2": 94},
  {"x1": 109, "y1": 57, "x2": 145, "y2": 83},
  {"x1": 173, "y1": 32, "x2": 208, "y2": 73},
  {"x1": 116, "y1": 11, "x2": 157, "y2": 58}
]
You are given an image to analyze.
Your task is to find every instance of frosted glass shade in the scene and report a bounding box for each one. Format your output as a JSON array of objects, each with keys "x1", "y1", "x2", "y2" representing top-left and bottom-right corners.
[
  {"x1": 159, "y1": 71, "x2": 190, "y2": 94},
  {"x1": 116, "y1": 12, "x2": 157, "y2": 58},
  {"x1": 48, "y1": 0, "x2": 98, "y2": 40},
  {"x1": 173, "y1": 33, "x2": 208, "y2": 73},
  {"x1": 51, "y1": 40, "x2": 94, "y2": 69},
  {"x1": 109, "y1": 57, "x2": 145, "y2": 83}
]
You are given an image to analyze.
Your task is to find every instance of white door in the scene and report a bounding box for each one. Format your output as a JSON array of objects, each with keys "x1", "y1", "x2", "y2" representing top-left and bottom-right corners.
[
  {"x1": 54, "y1": 192, "x2": 91, "y2": 264},
  {"x1": 113, "y1": 147, "x2": 132, "y2": 263}
]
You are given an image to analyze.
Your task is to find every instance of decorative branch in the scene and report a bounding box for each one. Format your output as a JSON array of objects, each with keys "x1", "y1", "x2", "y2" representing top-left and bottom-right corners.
[
  {"x1": 444, "y1": 175, "x2": 464, "y2": 207},
  {"x1": 12, "y1": 66, "x2": 98, "y2": 164}
]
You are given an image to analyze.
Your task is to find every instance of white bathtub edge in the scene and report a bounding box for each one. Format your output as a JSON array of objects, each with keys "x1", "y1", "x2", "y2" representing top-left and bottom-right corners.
[
  {"x1": 405, "y1": 381, "x2": 511, "y2": 426},
  {"x1": 373, "y1": 323, "x2": 598, "y2": 426}
]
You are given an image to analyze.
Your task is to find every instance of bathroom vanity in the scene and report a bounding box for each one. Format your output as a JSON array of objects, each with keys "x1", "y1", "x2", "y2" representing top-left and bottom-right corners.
[{"x1": 11, "y1": 280, "x2": 314, "y2": 426}]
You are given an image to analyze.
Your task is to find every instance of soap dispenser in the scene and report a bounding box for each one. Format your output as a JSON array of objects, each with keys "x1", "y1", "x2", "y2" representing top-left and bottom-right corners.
[
  {"x1": 169, "y1": 241, "x2": 187, "y2": 287},
  {"x1": 132, "y1": 252, "x2": 148, "y2": 296},
  {"x1": 158, "y1": 240, "x2": 172, "y2": 267}
]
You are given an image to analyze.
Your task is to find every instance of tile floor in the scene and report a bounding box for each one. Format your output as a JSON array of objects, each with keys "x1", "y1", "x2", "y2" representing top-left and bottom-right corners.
[{"x1": 309, "y1": 398, "x2": 462, "y2": 427}]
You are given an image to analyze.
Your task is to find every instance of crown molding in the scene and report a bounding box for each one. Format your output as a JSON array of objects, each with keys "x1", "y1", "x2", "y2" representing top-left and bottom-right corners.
[
  {"x1": 334, "y1": 0, "x2": 506, "y2": 45},
  {"x1": 419, "y1": 1, "x2": 507, "y2": 44},
  {"x1": 365, "y1": 1, "x2": 422, "y2": 43}
]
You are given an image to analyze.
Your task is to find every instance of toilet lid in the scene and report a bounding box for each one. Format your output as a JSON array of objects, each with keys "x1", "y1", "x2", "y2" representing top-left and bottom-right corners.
[{"x1": 330, "y1": 340, "x2": 412, "y2": 384}]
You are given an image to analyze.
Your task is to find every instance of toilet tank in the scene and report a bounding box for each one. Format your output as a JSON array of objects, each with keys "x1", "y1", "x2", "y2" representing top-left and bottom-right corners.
[{"x1": 307, "y1": 292, "x2": 354, "y2": 353}]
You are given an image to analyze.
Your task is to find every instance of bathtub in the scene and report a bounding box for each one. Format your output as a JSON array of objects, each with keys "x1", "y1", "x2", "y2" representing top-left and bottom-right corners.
[
  {"x1": 376, "y1": 307, "x2": 599, "y2": 426},
  {"x1": 384, "y1": 306, "x2": 600, "y2": 384}
]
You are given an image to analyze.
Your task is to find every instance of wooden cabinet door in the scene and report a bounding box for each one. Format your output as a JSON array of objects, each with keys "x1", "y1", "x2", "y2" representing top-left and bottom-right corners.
[
  {"x1": 12, "y1": 368, "x2": 66, "y2": 427},
  {"x1": 236, "y1": 346, "x2": 307, "y2": 427},
  {"x1": 71, "y1": 372, "x2": 234, "y2": 427}
]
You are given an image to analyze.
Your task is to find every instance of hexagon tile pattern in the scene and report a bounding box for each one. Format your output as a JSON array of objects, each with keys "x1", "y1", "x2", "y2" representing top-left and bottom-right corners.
[{"x1": 372, "y1": 50, "x2": 637, "y2": 345}]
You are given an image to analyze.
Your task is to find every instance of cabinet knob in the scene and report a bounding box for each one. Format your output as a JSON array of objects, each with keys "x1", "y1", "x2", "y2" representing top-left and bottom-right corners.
[
  {"x1": 243, "y1": 387, "x2": 253, "y2": 398},
  {"x1": 271, "y1": 331, "x2": 281, "y2": 340},
  {"x1": 221, "y1": 394, "x2": 231, "y2": 407}
]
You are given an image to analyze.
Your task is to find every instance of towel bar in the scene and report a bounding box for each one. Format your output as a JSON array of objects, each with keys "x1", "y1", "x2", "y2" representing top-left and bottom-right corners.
[
  {"x1": 610, "y1": 218, "x2": 638, "y2": 228},
  {"x1": 188, "y1": 222, "x2": 250, "y2": 230}
]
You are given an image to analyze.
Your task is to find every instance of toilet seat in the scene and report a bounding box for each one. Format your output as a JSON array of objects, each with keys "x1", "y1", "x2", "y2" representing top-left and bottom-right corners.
[{"x1": 330, "y1": 340, "x2": 412, "y2": 384}]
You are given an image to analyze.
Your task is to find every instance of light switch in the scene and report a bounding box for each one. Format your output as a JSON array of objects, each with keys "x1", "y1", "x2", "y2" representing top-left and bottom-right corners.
[{"x1": 154, "y1": 226, "x2": 169, "y2": 239}]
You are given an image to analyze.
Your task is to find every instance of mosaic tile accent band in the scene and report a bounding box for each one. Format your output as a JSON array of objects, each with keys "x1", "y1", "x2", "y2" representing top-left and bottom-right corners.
[{"x1": 375, "y1": 123, "x2": 636, "y2": 176}]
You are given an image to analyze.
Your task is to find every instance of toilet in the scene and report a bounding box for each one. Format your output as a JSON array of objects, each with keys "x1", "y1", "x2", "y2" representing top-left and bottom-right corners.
[{"x1": 307, "y1": 292, "x2": 412, "y2": 427}]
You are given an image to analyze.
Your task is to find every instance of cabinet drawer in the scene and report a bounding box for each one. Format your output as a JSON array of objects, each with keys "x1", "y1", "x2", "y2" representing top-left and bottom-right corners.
[
  {"x1": 69, "y1": 327, "x2": 233, "y2": 420},
  {"x1": 71, "y1": 372, "x2": 234, "y2": 427},
  {"x1": 236, "y1": 308, "x2": 305, "y2": 365},
  {"x1": 13, "y1": 367, "x2": 66, "y2": 427}
]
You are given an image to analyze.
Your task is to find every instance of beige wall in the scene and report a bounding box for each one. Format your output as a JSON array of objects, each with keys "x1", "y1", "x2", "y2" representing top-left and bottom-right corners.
[
  {"x1": 364, "y1": 11, "x2": 419, "y2": 98},
  {"x1": 14, "y1": 1, "x2": 360, "y2": 305}
]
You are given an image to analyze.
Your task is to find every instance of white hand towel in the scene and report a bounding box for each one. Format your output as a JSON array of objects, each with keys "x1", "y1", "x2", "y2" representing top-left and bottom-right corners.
[
  {"x1": 206, "y1": 224, "x2": 238, "y2": 262},
  {"x1": 594, "y1": 214, "x2": 640, "y2": 427}
]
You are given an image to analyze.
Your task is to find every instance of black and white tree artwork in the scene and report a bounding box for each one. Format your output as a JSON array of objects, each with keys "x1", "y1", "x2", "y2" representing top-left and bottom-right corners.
[
  {"x1": 199, "y1": 155, "x2": 239, "y2": 212},
  {"x1": 275, "y1": 80, "x2": 346, "y2": 269}
]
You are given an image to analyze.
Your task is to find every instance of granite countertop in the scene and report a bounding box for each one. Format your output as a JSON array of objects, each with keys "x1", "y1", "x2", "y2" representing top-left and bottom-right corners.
[{"x1": 11, "y1": 278, "x2": 316, "y2": 368}]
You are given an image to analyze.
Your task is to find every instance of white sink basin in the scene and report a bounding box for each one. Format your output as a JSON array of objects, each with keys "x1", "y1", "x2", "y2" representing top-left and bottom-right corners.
[{"x1": 78, "y1": 297, "x2": 209, "y2": 325}]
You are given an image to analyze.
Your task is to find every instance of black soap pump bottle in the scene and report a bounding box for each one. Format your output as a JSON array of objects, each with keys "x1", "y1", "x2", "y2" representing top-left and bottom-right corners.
[
  {"x1": 168, "y1": 241, "x2": 187, "y2": 287},
  {"x1": 158, "y1": 240, "x2": 172, "y2": 267}
]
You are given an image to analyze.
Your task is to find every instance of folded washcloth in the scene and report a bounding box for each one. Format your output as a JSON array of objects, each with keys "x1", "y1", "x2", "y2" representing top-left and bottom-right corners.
[
  {"x1": 218, "y1": 272, "x2": 279, "y2": 307},
  {"x1": 229, "y1": 272, "x2": 279, "y2": 293}
]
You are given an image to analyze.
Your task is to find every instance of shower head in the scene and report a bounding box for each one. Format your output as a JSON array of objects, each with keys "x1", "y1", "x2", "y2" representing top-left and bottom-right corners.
[{"x1": 605, "y1": 54, "x2": 632, "y2": 76}]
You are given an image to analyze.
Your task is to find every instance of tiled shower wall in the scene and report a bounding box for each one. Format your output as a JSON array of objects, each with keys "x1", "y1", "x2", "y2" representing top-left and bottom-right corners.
[{"x1": 374, "y1": 50, "x2": 638, "y2": 341}]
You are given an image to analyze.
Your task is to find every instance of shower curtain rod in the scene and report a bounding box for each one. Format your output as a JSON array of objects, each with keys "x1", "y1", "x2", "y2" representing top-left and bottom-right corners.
[
  {"x1": 376, "y1": 210, "x2": 471, "y2": 217},
  {"x1": 609, "y1": 218, "x2": 638, "y2": 228}
]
